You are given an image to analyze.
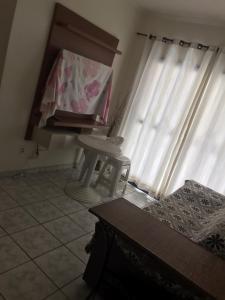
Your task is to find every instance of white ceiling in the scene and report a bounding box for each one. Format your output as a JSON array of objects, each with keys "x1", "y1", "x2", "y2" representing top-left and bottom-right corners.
[{"x1": 129, "y1": 0, "x2": 225, "y2": 25}]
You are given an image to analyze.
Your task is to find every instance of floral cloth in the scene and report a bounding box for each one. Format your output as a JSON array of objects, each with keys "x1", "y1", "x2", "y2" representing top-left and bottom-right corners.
[
  {"x1": 39, "y1": 49, "x2": 112, "y2": 126},
  {"x1": 145, "y1": 180, "x2": 225, "y2": 259}
]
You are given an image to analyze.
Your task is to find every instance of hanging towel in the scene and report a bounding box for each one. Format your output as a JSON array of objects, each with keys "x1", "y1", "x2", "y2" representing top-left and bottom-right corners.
[{"x1": 39, "y1": 49, "x2": 113, "y2": 127}]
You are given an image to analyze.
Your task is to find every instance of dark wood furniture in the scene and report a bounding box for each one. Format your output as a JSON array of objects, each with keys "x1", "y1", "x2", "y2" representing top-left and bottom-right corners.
[
  {"x1": 46, "y1": 110, "x2": 109, "y2": 134},
  {"x1": 25, "y1": 3, "x2": 121, "y2": 140},
  {"x1": 84, "y1": 198, "x2": 225, "y2": 299}
]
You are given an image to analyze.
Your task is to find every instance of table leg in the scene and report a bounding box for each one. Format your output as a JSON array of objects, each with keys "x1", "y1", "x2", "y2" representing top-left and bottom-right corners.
[
  {"x1": 82, "y1": 153, "x2": 99, "y2": 187},
  {"x1": 79, "y1": 150, "x2": 92, "y2": 181}
]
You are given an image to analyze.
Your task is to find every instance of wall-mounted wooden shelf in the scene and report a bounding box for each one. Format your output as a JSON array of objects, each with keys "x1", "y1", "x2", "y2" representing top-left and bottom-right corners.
[{"x1": 25, "y1": 3, "x2": 120, "y2": 140}]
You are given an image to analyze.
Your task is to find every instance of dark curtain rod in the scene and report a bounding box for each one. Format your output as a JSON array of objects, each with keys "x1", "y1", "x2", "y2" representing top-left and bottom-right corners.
[{"x1": 136, "y1": 32, "x2": 213, "y2": 51}]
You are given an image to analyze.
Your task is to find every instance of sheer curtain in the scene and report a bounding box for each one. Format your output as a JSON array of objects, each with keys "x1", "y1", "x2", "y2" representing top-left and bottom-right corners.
[
  {"x1": 119, "y1": 38, "x2": 215, "y2": 197},
  {"x1": 166, "y1": 50, "x2": 225, "y2": 195}
]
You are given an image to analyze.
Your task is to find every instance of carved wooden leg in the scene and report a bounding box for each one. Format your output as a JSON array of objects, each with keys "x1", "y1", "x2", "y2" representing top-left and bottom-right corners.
[{"x1": 83, "y1": 222, "x2": 114, "y2": 290}]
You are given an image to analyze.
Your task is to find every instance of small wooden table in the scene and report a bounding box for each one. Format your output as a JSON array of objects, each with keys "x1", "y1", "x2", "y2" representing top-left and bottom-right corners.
[{"x1": 84, "y1": 198, "x2": 225, "y2": 299}]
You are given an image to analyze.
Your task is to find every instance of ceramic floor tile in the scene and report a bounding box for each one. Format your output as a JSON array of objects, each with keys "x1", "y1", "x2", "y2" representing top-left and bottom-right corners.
[
  {"x1": 100, "y1": 180, "x2": 129, "y2": 196},
  {"x1": 14, "y1": 192, "x2": 45, "y2": 206},
  {"x1": 2, "y1": 186, "x2": 29, "y2": 194},
  {"x1": 49, "y1": 195, "x2": 84, "y2": 214},
  {"x1": 0, "y1": 190, "x2": 18, "y2": 211},
  {"x1": 126, "y1": 183, "x2": 138, "y2": 193},
  {"x1": 24, "y1": 201, "x2": 64, "y2": 223},
  {"x1": 69, "y1": 209, "x2": 98, "y2": 233},
  {"x1": 49, "y1": 177, "x2": 68, "y2": 189},
  {"x1": 44, "y1": 216, "x2": 85, "y2": 243},
  {"x1": 12, "y1": 225, "x2": 61, "y2": 258},
  {"x1": 24, "y1": 174, "x2": 52, "y2": 186},
  {"x1": 0, "y1": 207, "x2": 37, "y2": 233},
  {"x1": 62, "y1": 276, "x2": 91, "y2": 300},
  {"x1": 93, "y1": 184, "x2": 110, "y2": 198},
  {"x1": 35, "y1": 246, "x2": 85, "y2": 288},
  {"x1": 66, "y1": 234, "x2": 92, "y2": 263},
  {"x1": 0, "y1": 177, "x2": 28, "y2": 189},
  {"x1": 0, "y1": 178, "x2": 13, "y2": 188},
  {"x1": 48, "y1": 170, "x2": 74, "y2": 184},
  {"x1": 0, "y1": 236, "x2": 29, "y2": 273},
  {"x1": 124, "y1": 190, "x2": 154, "y2": 209},
  {"x1": 0, "y1": 261, "x2": 57, "y2": 300},
  {"x1": 29, "y1": 179, "x2": 53, "y2": 187},
  {"x1": 6, "y1": 186, "x2": 45, "y2": 205},
  {"x1": 32, "y1": 183, "x2": 64, "y2": 199},
  {"x1": 46, "y1": 291, "x2": 67, "y2": 300},
  {"x1": 64, "y1": 183, "x2": 103, "y2": 209}
]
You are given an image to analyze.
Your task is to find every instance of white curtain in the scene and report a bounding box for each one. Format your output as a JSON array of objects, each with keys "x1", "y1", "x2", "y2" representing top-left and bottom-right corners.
[
  {"x1": 166, "y1": 50, "x2": 225, "y2": 195},
  {"x1": 119, "y1": 38, "x2": 216, "y2": 197}
]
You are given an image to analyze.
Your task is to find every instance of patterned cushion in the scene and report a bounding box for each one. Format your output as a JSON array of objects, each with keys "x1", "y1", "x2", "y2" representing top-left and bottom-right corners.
[
  {"x1": 145, "y1": 180, "x2": 225, "y2": 240},
  {"x1": 184, "y1": 180, "x2": 225, "y2": 209},
  {"x1": 193, "y1": 207, "x2": 225, "y2": 259}
]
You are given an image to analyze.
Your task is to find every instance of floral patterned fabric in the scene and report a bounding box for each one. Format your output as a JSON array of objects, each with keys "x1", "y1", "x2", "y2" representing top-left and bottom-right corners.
[
  {"x1": 39, "y1": 49, "x2": 112, "y2": 126},
  {"x1": 193, "y1": 207, "x2": 225, "y2": 259},
  {"x1": 145, "y1": 180, "x2": 225, "y2": 258}
]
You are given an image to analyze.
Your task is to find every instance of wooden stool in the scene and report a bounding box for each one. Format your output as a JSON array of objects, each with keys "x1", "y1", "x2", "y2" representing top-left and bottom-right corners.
[{"x1": 95, "y1": 155, "x2": 131, "y2": 197}]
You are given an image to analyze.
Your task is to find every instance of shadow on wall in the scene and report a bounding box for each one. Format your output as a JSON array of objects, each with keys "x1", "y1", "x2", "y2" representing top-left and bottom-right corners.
[
  {"x1": 0, "y1": 0, "x2": 141, "y2": 172},
  {"x1": 0, "y1": 0, "x2": 17, "y2": 86}
]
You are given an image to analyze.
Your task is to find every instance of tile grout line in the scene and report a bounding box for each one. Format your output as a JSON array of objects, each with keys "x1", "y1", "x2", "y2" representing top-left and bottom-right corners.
[
  {"x1": 0, "y1": 170, "x2": 106, "y2": 299},
  {"x1": 0, "y1": 248, "x2": 30, "y2": 276},
  {"x1": 0, "y1": 180, "x2": 116, "y2": 244},
  {"x1": 6, "y1": 230, "x2": 87, "y2": 285},
  {"x1": 0, "y1": 221, "x2": 92, "y2": 297},
  {"x1": 0, "y1": 202, "x2": 94, "y2": 247},
  {"x1": 0, "y1": 291, "x2": 6, "y2": 300},
  {"x1": 0, "y1": 207, "x2": 93, "y2": 269},
  {"x1": 42, "y1": 273, "x2": 86, "y2": 300},
  {"x1": 20, "y1": 201, "x2": 91, "y2": 236},
  {"x1": 7, "y1": 233, "x2": 63, "y2": 282},
  {"x1": 32, "y1": 256, "x2": 85, "y2": 294},
  {"x1": 0, "y1": 216, "x2": 94, "y2": 277},
  {"x1": 63, "y1": 241, "x2": 89, "y2": 265},
  {"x1": 32, "y1": 259, "x2": 63, "y2": 296},
  {"x1": 0, "y1": 235, "x2": 60, "y2": 300},
  {"x1": 63, "y1": 240, "x2": 89, "y2": 265},
  {"x1": 6, "y1": 203, "x2": 94, "y2": 262},
  {"x1": 0, "y1": 169, "x2": 132, "y2": 211},
  {"x1": 0, "y1": 196, "x2": 97, "y2": 269},
  {"x1": 18, "y1": 206, "x2": 83, "y2": 248},
  {"x1": 3, "y1": 213, "x2": 65, "y2": 297},
  {"x1": 2, "y1": 168, "x2": 130, "y2": 206},
  {"x1": 42, "y1": 290, "x2": 67, "y2": 300},
  {"x1": 9, "y1": 232, "x2": 63, "y2": 261}
]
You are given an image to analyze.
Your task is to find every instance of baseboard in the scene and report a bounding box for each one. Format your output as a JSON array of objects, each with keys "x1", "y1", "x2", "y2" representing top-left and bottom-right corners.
[{"x1": 0, "y1": 163, "x2": 75, "y2": 178}]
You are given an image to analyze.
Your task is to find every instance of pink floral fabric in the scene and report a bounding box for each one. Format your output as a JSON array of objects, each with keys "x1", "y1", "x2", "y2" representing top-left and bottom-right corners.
[{"x1": 39, "y1": 49, "x2": 112, "y2": 126}]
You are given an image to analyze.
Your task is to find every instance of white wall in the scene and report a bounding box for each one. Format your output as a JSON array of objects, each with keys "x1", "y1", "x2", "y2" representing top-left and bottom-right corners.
[
  {"x1": 138, "y1": 11, "x2": 225, "y2": 45},
  {"x1": 0, "y1": 0, "x2": 140, "y2": 172},
  {"x1": 0, "y1": 0, "x2": 17, "y2": 85}
]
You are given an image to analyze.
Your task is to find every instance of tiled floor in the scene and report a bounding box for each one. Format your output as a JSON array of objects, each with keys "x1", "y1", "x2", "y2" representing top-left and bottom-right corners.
[{"x1": 0, "y1": 169, "x2": 153, "y2": 300}]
